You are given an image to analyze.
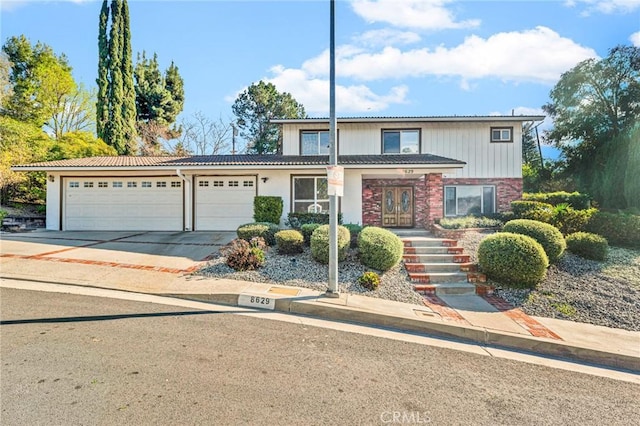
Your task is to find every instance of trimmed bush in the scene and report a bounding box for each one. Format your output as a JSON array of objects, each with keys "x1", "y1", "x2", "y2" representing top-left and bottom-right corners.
[
  {"x1": 566, "y1": 232, "x2": 609, "y2": 261},
  {"x1": 236, "y1": 222, "x2": 279, "y2": 246},
  {"x1": 300, "y1": 223, "x2": 321, "y2": 246},
  {"x1": 550, "y1": 205, "x2": 597, "y2": 235},
  {"x1": 223, "y1": 237, "x2": 266, "y2": 271},
  {"x1": 523, "y1": 191, "x2": 591, "y2": 210},
  {"x1": 343, "y1": 223, "x2": 363, "y2": 248},
  {"x1": 478, "y1": 232, "x2": 548, "y2": 288},
  {"x1": 286, "y1": 212, "x2": 343, "y2": 229},
  {"x1": 358, "y1": 226, "x2": 404, "y2": 272},
  {"x1": 358, "y1": 271, "x2": 381, "y2": 291},
  {"x1": 586, "y1": 211, "x2": 640, "y2": 248},
  {"x1": 253, "y1": 196, "x2": 283, "y2": 224},
  {"x1": 511, "y1": 200, "x2": 554, "y2": 223},
  {"x1": 503, "y1": 219, "x2": 566, "y2": 263},
  {"x1": 310, "y1": 225, "x2": 350, "y2": 264},
  {"x1": 438, "y1": 216, "x2": 503, "y2": 230},
  {"x1": 275, "y1": 229, "x2": 304, "y2": 255}
]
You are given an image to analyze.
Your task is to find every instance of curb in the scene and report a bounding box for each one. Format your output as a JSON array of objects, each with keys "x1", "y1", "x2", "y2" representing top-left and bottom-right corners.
[{"x1": 165, "y1": 292, "x2": 640, "y2": 373}]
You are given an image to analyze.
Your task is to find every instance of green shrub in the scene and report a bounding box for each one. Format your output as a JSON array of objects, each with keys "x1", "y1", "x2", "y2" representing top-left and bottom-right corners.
[
  {"x1": 253, "y1": 196, "x2": 283, "y2": 225},
  {"x1": 478, "y1": 232, "x2": 548, "y2": 288},
  {"x1": 236, "y1": 222, "x2": 279, "y2": 246},
  {"x1": 357, "y1": 271, "x2": 381, "y2": 291},
  {"x1": 511, "y1": 200, "x2": 554, "y2": 223},
  {"x1": 523, "y1": 191, "x2": 591, "y2": 209},
  {"x1": 343, "y1": 223, "x2": 363, "y2": 248},
  {"x1": 223, "y1": 237, "x2": 266, "y2": 271},
  {"x1": 550, "y1": 204, "x2": 598, "y2": 235},
  {"x1": 0, "y1": 209, "x2": 7, "y2": 223},
  {"x1": 286, "y1": 212, "x2": 343, "y2": 229},
  {"x1": 310, "y1": 225, "x2": 350, "y2": 264},
  {"x1": 503, "y1": 219, "x2": 566, "y2": 263},
  {"x1": 438, "y1": 216, "x2": 503, "y2": 230},
  {"x1": 300, "y1": 223, "x2": 321, "y2": 246},
  {"x1": 586, "y1": 211, "x2": 640, "y2": 248},
  {"x1": 275, "y1": 229, "x2": 304, "y2": 255},
  {"x1": 357, "y1": 226, "x2": 404, "y2": 272},
  {"x1": 566, "y1": 232, "x2": 609, "y2": 261}
]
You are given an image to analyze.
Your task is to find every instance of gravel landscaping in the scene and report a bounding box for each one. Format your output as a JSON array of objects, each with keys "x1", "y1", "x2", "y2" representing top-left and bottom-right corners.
[{"x1": 198, "y1": 231, "x2": 640, "y2": 332}]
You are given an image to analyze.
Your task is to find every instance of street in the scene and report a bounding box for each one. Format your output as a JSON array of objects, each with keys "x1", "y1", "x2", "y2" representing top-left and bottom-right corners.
[{"x1": 1, "y1": 287, "x2": 639, "y2": 425}]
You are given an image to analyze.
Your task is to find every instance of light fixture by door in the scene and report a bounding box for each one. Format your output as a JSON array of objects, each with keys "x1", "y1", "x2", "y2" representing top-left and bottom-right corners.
[{"x1": 261, "y1": 177, "x2": 269, "y2": 183}]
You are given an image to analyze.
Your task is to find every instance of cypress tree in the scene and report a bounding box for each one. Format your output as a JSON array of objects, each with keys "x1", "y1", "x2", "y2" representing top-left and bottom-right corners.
[
  {"x1": 96, "y1": 0, "x2": 109, "y2": 141},
  {"x1": 106, "y1": 0, "x2": 124, "y2": 153},
  {"x1": 120, "y1": 0, "x2": 137, "y2": 154}
]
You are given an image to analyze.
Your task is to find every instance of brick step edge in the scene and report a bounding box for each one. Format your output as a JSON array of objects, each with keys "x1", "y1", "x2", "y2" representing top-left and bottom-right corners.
[{"x1": 407, "y1": 272, "x2": 487, "y2": 284}]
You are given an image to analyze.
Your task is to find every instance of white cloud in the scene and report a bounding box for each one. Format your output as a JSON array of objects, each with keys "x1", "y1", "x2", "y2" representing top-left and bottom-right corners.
[
  {"x1": 351, "y1": 0, "x2": 480, "y2": 30},
  {"x1": 354, "y1": 29, "x2": 422, "y2": 47},
  {"x1": 631, "y1": 31, "x2": 640, "y2": 47},
  {"x1": 566, "y1": 0, "x2": 640, "y2": 15},
  {"x1": 302, "y1": 26, "x2": 597, "y2": 85}
]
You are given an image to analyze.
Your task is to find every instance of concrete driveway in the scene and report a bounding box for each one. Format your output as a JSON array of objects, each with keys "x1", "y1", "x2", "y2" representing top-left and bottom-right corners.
[{"x1": 0, "y1": 230, "x2": 235, "y2": 274}]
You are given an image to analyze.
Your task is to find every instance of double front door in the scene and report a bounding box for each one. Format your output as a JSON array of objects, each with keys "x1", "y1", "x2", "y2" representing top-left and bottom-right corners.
[{"x1": 382, "y1": 186, "x2": 414, "y2": 227}]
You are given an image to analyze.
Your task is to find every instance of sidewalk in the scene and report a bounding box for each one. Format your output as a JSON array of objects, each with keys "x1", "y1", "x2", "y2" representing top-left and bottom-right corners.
[{"x1": 1, "y1": 256, "x2": 638, "y2": 373}]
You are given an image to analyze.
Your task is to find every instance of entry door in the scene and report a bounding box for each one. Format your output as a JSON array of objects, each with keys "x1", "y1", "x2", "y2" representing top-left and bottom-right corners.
[{"x1": 382, "y1": 186, "x2": 413, "y2": 227}]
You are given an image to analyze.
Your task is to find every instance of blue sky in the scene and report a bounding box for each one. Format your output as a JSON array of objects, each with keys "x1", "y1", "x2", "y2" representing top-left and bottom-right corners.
[{"x1": 2, "y1": 0, "x2": 639, "y2": 141}]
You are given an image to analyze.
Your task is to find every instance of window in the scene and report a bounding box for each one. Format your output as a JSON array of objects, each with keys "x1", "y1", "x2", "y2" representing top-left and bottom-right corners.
[
  {"x1": 141, "y1": 181, "x2": 152, "y2": 188},
  {"x1": 301, "y1": 130, "x2": 330, "y2": 155},
  {"x1": 98, "y1": 181, "x2": 108, "y2": 188},
  {"x1": 213, "y1": 180, "x2": 224, "y2": 187},
  {"x1": 243, "y1": 180, "x2": 254, "y2": 187},
  {"x1": 491, "y1": 127, "x2": 513, "y2": 142},
  {"x1": 171, "y1": 181, "x2": 181, "y2": 188},
  {"x1": 382, "y1": 130, "x2": 419, "y2": 154},
  {"x1": 228, "y1": 181, "x2": 239, "y2": 187},
  {"x1": 127, "y1": 181, "x2": 137, "y2": 188},
  {"x1": 83, "y1": 181, "x2": 94, "y2": 188},
  {"x1": 69, "y1": 182, "x2": 79, "y2": 188},
  {"x1": 444, "y1": 186, "x2": 495, "y2": 216},
  {"x1": 199, "y1": 180, "x2": 209, "y2": 187},
  {"x1": 292, "y1": 176, "x2": 329, "y2": 213},
  {"x1": 113, "y1": 181, "x2": 123, "y2": 188},
  {"x1": 156, "y1": 181, "x2": 166, "y2": 188}
]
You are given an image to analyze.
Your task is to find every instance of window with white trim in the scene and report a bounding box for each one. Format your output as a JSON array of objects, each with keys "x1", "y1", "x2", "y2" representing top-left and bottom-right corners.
[
  {"x1": 444, "y1": 186, "x2": 495, "y2": 217},
  {"x1": 490, "y1": 127, "x2": 513, "y2": 142},
  {"x1": 69, "y1": 182, "x2": 79, "y2": 188},
  {"x1": 292, "y1": 176, "x2": 329, "y2": 213},
  {"x1": 98, "y1": 181, "x2": 108, "y2": 188},
  {"x1": 229, "y1": 181, "x2": 239, "y2": 187},
  {"x1": 113, "y1": 181, "x2": 123, "y2": 188},
  {"x1": 142, "y1": 181, "x2": 152, "y2": 188},
  {"x1": 127, "y1": 181, "x2": 137, "y2": 188},
  {"x1": 84, "y1": 182, "x2": 94, "y2": 188},
  {"x1": 156, "y1": 181, "x2": 166, "y2": 188},
  {"x1": 301, "y1": 130, "x2": 330, "y2": 155},
  {"x1": 213, "y1": 180, "x2": 224, "y2": 187},
  {"x1": 382, "y1": 129, "x2": 420, "y2": 154},
  {"x1": 171, "y1": 181, "x2": 181, "y2": 188},
  {"x1": 243, "y1": 180, "x2": 254, "y2": 187},
  {"x1": 199, "y1": 180, "x2": 209, "y2": 187}
]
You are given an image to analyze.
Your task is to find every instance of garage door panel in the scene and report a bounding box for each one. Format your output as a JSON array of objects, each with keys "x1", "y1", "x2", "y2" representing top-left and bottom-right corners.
[
  {"x1": 195, "y1": 176, "x2": 255, "y2": 230},
  {"x1": 64, "y1": 178, "x2": 183, "y2": 231}
]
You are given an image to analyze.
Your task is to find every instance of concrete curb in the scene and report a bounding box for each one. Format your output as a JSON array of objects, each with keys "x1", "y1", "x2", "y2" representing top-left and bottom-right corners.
[{"x1": 166, "y1": 292, "x2": 640, "y2": 373}]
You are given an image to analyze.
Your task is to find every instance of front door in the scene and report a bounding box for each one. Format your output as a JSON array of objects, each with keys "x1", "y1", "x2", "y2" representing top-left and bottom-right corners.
[{"x1": 382, "y1": 186, "x2": 413, "y2": 227}]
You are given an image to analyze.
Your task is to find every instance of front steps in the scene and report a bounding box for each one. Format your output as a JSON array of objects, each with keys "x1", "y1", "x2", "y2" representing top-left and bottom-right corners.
[{"x1": 397, "y1": 231, "x2": 491, "y2": 296}]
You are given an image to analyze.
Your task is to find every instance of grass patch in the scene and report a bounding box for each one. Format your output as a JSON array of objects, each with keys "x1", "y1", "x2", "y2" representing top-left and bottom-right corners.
[
  {"x1": 601, "y1": 247, "x2": 640, "y2": 289},
  {"x1": 551, "y1": 302, "x2": 577, "y2": 317}
]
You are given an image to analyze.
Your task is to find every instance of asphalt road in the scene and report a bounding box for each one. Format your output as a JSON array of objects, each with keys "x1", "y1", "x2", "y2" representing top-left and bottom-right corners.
[{"x1": 1, "y1": 287, "x2": 639, "y2": 426}]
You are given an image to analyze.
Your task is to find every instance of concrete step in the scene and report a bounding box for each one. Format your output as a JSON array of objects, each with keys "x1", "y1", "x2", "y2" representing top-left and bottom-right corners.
[
  {"x1": 402, "y1": 237, "x2": 457, "y2": 248},
  {"x1": 405, "y1": 262, "x2": 463, "y2": 273},
  {"x1": 414, "y1": 282, "x2": 477, "y2": 296},
  {"x1": 405, "y1": 246, "x2": 464, "y2": 255},
  {"x1": 403, "y1": 254, "x2": 470, "y2": 264},
  {"x1": 390, "y1": 228, "x2": 432, "y2": 237},
  {"x1": 407, "y1": 271, "x2": 469, "y2": 284}
]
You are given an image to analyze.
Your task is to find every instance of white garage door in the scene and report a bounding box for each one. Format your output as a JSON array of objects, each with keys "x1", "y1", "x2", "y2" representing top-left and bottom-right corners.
[
  {"x1": 195, "y1": 176, "x2": 256, "y2": 230},
  {"x1": 64, "y1": 177, "x2": 183, "y2": 231}
]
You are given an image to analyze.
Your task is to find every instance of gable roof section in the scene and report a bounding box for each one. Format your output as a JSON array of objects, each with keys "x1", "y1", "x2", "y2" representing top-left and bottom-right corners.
[
  {"x1": 13, "y1": 154, "x2": 465, "y2": 171},
  {"x1": 271, "y1": 115, "x2": 546, "y2": 124}
]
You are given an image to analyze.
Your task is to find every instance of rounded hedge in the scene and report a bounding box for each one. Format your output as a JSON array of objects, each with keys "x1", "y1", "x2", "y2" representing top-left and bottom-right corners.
[
  {"x1": 237, "y1": 222, "x2": 279, "y2": 246},
  {"x1": 357, "y1": 226, "x2": 404, "y2": 272},
  {"x1": 503, "y1": 219, "x2": 566, "y2": 263},
  {"x1": 275, "y1": 229, "x2": 304, "y2": 255},
  {"x1": 310, "y1": 225, "x2": 350, "y2": 264},
  {"x1": 478, "y1": 232, "x2": 549, "y2": 288},
  {"x1": 300, "y1": 223, "x2": 321, "y2": 246},
  {"x1": 510, "y1": 200, "x2": 554, "y2": 223},
  {"x1": 566, "y1": 232, "x2": 609, "y2": 261}
]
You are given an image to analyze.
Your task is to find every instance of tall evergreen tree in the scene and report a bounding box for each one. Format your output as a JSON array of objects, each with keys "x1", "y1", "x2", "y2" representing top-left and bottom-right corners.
[
  {"x1": 120, "y1": 0, "x2": 137, "y2": 154},
  {"x1": 96, "y1": 0, "x2": 109, "y2": 141}
]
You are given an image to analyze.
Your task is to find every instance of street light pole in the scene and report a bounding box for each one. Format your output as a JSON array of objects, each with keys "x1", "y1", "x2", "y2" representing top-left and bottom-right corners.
[{"x1": 326, "y1": 0, "x2": 339, "y2": 297}]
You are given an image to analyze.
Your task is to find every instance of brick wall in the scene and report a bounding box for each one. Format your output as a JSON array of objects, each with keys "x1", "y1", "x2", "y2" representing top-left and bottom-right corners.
[{"x1": 442, "y1": 177, "x2": 523, "y2": 212}]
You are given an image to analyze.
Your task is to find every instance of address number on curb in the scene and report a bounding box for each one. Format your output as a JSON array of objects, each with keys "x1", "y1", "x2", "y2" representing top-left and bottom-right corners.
[{"x1": 238, "y1": 294, "x2": 276, "y2": 310}]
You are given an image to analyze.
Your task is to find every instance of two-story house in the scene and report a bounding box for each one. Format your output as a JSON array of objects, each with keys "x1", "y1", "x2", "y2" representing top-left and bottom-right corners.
[{"x1": 13, "y1": 115, "x2": 543, "y2": 231}]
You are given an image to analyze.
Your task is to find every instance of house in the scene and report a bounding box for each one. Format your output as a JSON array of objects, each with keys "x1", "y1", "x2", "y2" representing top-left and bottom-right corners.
[{"x1": 12, "y1": 115, "x2": 544, "y2": 232}]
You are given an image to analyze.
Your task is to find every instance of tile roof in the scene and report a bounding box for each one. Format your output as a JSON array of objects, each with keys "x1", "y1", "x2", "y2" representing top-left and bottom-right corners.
[{"x1": 13, "y1": 154, "x2": 465, "y2": 169}]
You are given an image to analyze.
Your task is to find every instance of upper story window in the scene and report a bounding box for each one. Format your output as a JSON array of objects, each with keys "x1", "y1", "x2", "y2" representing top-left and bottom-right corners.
[
  {"x1": 491, "y1": 127, "x2": 513, "y2": 143},
  {"x1": 382, "y1": 129, "x2": 420, "y2": 154},
  {"x1": 301, "y1": 130, "x2": 330, "y2": 155}
]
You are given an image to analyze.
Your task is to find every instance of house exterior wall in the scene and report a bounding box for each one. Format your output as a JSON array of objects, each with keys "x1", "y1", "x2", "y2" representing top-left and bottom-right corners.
[
  {"x1": 46, "y1": 175, "x2": 61, "y2": 230},
  {"x1": 281, "y1": 121, "x2": 523, "y2": 179},
  {"x1": 443, "y1": 177, "x2": 523, "y2": 212}
]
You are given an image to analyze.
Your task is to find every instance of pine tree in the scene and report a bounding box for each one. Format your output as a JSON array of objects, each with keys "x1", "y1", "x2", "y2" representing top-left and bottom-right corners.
[
  {"x1": 96, "y1": 0, "x2": 109, "y2": 141},
  {"x1": 120, "y1": 0, "x2": 137, "y2": 154},
  {"x1": 164, "y1": 61, "x2": 184, "y2": 123}
]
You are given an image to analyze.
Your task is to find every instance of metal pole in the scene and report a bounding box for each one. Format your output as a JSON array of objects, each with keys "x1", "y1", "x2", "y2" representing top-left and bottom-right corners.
[{"x1": 326, "y1": 0, "x2": 339, "y2": 297}]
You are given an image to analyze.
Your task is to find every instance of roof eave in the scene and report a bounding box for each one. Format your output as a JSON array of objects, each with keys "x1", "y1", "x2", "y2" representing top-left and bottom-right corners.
[{"x1": 271, "y1": 115, "x2": 546, "y2": 124}]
